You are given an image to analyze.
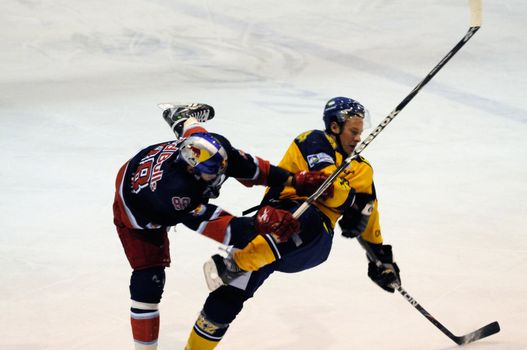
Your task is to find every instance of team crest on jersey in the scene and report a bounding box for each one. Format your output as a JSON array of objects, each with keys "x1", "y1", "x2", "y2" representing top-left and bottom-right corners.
[
  {"x1": 338, "y1": 177, "x2": 351, "y2": 190},
  {"x1": 307, "y1": 152, "x2": 334, "y2": 168}
]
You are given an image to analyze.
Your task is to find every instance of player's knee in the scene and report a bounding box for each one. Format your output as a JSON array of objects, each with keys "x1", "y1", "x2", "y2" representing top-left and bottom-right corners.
[
  {"x1": 203, "y1": 286, "x2": 247, "y2": 324},
  {"x1": 130, "y1": 267, "x2": 166, "y2": 304},
  {"x1": 228, "y1": 217, "x2": 256, "y2": 248}
]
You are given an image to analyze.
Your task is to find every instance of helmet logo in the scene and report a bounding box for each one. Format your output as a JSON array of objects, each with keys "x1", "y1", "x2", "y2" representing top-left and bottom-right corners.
[
  {"x1": 179, "y1": 133, "x2": 228, "y2": 177},
  {"x1": 189, "y1": 145, "x2": 201, "y2": 158}
]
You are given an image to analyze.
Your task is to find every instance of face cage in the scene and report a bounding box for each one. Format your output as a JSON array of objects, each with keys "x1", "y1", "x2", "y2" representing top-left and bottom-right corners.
[
  {"x1": 336, "y1": 108, "x2": 364, "y2": 121},
  {"x1": 335, "y1": 108, "x2": 371, "y2": 129}
]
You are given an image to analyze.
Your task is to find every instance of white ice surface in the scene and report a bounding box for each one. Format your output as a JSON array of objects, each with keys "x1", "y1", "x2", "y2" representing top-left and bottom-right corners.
[{"x1": 1, "y1": 0, "x2": 526, "y2": 349}]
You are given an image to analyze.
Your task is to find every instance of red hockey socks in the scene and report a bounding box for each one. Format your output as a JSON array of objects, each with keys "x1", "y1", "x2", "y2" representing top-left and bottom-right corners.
[{"x1": 130, "y1": 301, "x2": 160, "y2": 349}]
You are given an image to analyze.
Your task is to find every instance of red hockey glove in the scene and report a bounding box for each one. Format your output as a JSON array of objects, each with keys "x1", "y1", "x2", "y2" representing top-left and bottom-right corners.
[
  {"x1": 292, "y1": 171, "x2": 334, "y2": 199},
  {"x1": 255, "y1": 206, "x2": 301, "y2": 242}
]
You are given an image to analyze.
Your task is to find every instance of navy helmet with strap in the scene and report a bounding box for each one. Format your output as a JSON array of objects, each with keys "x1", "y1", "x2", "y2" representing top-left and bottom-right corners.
[{"x1": 323, "y1": 96, "x2": 366, "y2": 134}]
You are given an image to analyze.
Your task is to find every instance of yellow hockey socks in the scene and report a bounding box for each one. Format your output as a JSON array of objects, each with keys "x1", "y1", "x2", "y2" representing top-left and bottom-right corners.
[{"x1": 184, "y1": 312, "x2": 228, "y2": 350}]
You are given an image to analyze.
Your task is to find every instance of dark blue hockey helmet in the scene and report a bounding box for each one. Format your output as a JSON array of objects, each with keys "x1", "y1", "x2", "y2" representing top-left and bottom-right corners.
[{"x1": 323, "y1": 96, "x2": 367, "y2": 132}]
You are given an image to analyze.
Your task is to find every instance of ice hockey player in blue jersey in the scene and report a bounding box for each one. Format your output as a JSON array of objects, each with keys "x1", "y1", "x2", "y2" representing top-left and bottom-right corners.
[
  {"x1": 112, "y1": 103, "x2": 330, "y2": 350},
  {"x1": 183, "y1": 97, "x2": 401, "y2": 349}
]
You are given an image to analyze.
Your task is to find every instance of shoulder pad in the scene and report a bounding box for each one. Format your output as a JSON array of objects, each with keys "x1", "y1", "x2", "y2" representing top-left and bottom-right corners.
[
  {"x1": 293, "y1": 130, "x2": 336, "y2": 170},
  {"x1": 294, "y1": 129, "x2": 327, "y2": 142},
  {"x1": 354, "y1": 155, "x2": 372, "y2": 168},
  {"x1": 295, "y1": 130, "x2": 314, "y2": 143}
]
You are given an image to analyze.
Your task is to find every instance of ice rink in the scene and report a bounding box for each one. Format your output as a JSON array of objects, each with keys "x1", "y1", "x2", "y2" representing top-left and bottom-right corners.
[{"x1": 1, "y1": 0, "x2": 526, "y2": 349}]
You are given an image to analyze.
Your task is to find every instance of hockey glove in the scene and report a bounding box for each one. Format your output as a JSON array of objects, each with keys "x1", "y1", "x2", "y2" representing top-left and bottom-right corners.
[
  {"x1": 255, "y1": 206, "x2": 300, "y2": 242},
  {"x1": 292, "y1": 171, "x2": 334, "y2": 199},
  {"x1": 339, "y1": 200, "x2": 374, "y2": 238},
  {"x1": 366, "y1": 243, "x2": 401, "y2": 293}
]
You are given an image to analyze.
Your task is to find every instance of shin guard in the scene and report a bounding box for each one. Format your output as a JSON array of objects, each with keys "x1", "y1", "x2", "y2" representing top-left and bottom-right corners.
[{"x1": 130, "y1": 301, "x2": 160, "y2": 349}]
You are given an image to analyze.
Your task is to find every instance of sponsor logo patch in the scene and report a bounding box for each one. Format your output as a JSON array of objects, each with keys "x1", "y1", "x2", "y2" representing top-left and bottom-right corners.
[{"x1": 307, "y1": 152, "x2": 334, "y2": 168}]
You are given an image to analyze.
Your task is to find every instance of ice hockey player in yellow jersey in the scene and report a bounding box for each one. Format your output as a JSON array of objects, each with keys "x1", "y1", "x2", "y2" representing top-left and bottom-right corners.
[{"x1": 185, "y1": 97, "x2": 401, "y2": 349}]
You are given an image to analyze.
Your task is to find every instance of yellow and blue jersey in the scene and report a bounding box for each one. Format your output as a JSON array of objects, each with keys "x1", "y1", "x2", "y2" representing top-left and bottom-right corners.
[{"x1": 265, "y1": 129, "x2": 383, "y2": 244}]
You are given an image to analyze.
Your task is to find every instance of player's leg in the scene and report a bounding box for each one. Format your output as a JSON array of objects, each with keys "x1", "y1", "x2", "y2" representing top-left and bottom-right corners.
[
  {"x1": 274, "y1": 204, "x2": 334, "y2": 273},
  {"x1": 160, "y1": 103, "x2": 214, "y2": 138},
  {"x1": 207, "y1": 203, "x2": 332, "y2": 284},
  {"x1": 179, "y1": 204, "x2": 249, "y2": 245},
  {"x1": 186, "y1": 261, "x2": 276, "y2": 349},
  {"x1": 191, "y1": 206, "x2": 333, "y2": 348},
  {"x1": 129, "y1": 267, "x2": 165, "y2": 350},
  {"x1": 114, "y1": 199, "x2": 171, "y2": 350}
]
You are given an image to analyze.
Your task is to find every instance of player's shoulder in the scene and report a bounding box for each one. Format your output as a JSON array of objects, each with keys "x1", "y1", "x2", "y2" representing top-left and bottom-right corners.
[
  {"x1": 294, "y1": 129, "x2": 331, "y2": 144},
  {"x1": 353, "y1": 155, "x2": 374, "y2": 170},
  {"x1": 292, "y1": 130, "x2": 336, "y2": 169},
  {"x1": 293, "y1": 129, "x2": 335, "y2": 152}
]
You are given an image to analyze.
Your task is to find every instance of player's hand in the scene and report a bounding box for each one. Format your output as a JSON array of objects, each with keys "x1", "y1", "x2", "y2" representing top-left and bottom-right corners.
[
  {"x1": 255, "y1": 206, "x2": 300, "y2": 242},
  {"x1": 339, "y1": 201, "x2": 374, "y2": 238},
  {"x1": 292, "y1": 171, "x2": 334, "y2": 199},
  {"x1": 366, "y1": 244, "x2": 401, "y2": 293}
]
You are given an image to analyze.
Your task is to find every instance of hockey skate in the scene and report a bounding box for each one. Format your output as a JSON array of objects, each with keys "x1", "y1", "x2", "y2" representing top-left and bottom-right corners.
[
  {"x1": 158, "y1": 103, "x2": 215, "y2": 138},
  {"x1": 203, "y1": 252, "x2": 251, "y2": 292}
]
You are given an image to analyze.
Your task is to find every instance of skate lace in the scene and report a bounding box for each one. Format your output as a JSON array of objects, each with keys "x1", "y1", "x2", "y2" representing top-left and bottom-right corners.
[{"x1": 188, "y1": 109, "x2": 210, "y2": 122}]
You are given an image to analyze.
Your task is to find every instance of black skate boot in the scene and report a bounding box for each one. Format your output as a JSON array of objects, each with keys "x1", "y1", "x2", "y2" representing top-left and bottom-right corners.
[
  {"x1": 159, "y1": 103, "x2": 215, "y2": 138},
  {"x1": 203, "y1": 252, "x2": 249, "y2": 292}
]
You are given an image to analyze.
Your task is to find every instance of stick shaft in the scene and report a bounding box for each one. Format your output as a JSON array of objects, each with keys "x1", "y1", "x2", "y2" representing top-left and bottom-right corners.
[{"x1": 289, "y1": 0, "x2": 482, "y2": 247}]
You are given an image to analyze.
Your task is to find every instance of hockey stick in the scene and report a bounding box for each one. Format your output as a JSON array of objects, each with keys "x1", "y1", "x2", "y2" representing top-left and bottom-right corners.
[
  {"x1": 357, "y1": 236, "x2": 500, "y2": 345},
  {"x1": 290, "y1": 0, "x2": 483, "y2": 246},
  {"x1": 354, "y1": 3, "x2": 500, "y2": 344}
]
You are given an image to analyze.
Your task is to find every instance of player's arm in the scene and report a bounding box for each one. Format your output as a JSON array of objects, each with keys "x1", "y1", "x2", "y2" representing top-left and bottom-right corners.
[
  {"x1": 338, "y1": 186, "x2": 400, "y2": 293},
  {"x1": 178, "y1": 204, "x2": 236, "y2": 244},
  {"x1": 210, "y1": 133, "x2": 328, "y2": 195}
]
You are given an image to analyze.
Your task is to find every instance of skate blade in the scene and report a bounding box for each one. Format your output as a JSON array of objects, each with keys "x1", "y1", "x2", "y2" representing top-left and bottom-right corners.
[
  {"x1": 157, "y1": 103, "x2": 177, "y2": 111},
  {"x1": 203, "y1": 258, "x2": 224, "y2": 292}
]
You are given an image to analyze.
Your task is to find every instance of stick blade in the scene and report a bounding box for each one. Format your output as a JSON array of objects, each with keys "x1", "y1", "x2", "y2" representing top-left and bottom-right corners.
[{"x1": 456, "y1": 321, "x2": 500, "y2": 345}]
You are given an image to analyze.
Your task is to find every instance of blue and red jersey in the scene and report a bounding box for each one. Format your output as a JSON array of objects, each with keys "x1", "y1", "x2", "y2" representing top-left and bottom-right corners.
[{"x1": 114, "y1": 133, "x2": 290, "y2": 230}]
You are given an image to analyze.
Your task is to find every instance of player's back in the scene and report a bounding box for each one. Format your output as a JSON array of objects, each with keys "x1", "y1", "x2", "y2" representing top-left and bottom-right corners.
[{"x1": 120, "y1": 141, "x2": 209, "y2": 229}]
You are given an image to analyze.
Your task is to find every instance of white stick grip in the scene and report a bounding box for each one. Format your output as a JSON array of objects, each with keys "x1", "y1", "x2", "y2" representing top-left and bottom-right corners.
[{"x1": 469, "y1": 0, "x2": 482, "y2": 27}]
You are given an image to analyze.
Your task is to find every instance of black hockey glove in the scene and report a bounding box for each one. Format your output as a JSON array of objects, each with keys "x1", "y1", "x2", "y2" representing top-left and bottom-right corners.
[
  {"x1": 366, "y1": 243, "x2": 401, "y2": 293},
  {"x1": 339, "y1": 200, "x2": 374, "y2": 239}
]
